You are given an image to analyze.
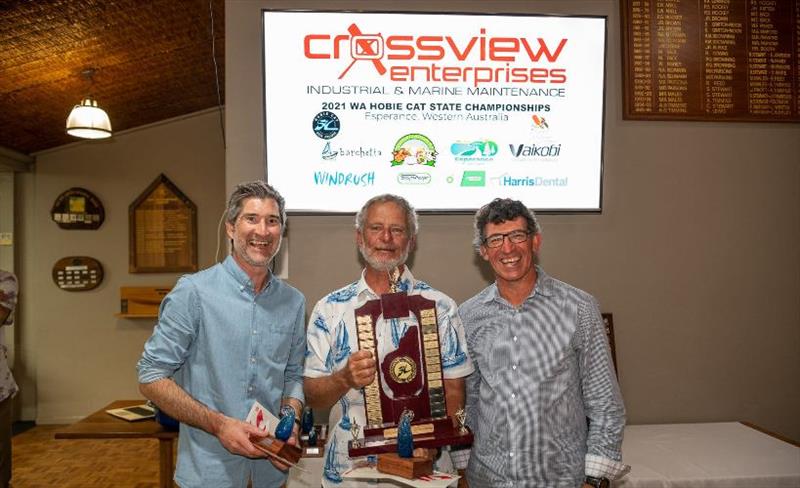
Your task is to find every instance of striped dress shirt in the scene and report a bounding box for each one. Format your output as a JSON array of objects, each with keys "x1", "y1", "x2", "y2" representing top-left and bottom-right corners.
[{"x1": 459, "y1": 267, "x2": 626, "y2": 488}]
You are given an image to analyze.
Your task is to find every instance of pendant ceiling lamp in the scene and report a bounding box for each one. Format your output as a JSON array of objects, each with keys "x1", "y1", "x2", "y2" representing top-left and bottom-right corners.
[{"x1": 66, "y1": 68, "x2": 112, "y2": 139}]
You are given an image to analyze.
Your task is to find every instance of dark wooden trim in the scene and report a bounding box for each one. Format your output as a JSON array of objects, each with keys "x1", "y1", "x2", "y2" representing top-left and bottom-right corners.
[{"x1": 740, "y1": 420, "x2": 800, "y2": 448}]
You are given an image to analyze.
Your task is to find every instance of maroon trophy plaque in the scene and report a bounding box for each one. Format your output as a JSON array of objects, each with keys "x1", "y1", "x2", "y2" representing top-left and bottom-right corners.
[{"x1": 348, "y1": 277, "x2": 472, "y2": 457}]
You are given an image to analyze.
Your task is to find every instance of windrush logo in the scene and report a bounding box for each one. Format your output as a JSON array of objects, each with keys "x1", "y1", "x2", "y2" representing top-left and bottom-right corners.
[{"x1": 302, "y1": 24, "x2": 568, "y2": 87}]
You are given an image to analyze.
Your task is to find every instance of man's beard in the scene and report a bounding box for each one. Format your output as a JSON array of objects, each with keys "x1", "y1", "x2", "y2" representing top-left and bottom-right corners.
[{"x1": 359, "y1": 241, "x2": 411, "y2": 273}]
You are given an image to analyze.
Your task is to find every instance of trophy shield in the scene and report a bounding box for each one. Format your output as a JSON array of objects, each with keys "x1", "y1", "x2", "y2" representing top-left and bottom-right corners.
[{"x1": 348, "y1": 286, "x2": 473, "y2": 456}]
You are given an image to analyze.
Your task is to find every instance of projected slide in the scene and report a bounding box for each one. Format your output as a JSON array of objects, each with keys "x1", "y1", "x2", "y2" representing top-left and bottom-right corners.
[{"x1": 263, "y1": 11, "x2": 606, "y2": 212}]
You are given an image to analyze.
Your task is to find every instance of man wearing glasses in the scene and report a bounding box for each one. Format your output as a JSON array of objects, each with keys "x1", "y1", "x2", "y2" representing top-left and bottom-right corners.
[{"x1": 459, "y1": 198, "x2": 628, "y2": 488}]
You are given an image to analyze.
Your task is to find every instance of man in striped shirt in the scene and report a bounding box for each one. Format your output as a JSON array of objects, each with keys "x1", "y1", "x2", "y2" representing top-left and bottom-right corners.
[{"x1": 460, "y1": 198, "x2": 628, "y2": 488}]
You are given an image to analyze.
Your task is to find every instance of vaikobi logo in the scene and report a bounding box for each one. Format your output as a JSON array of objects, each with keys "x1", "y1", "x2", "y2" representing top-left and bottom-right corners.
[
  {"x1": 450, "y1": 140, "x2": 498, "y2": 161},
  {"x1": 390, "y1": 134, "x2": 437, "y2": 167},
  {"x1": 312, "y1": 111, "x2": 340, "y2": 139},
  {"x1": 508, "y1": 141, "x2": 562, "y2": 159}
]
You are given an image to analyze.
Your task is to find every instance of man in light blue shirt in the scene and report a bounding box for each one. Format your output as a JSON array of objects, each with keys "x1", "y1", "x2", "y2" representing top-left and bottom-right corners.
[{"x1": 138, "y1": 181, "x2": 306, "y2": 488}]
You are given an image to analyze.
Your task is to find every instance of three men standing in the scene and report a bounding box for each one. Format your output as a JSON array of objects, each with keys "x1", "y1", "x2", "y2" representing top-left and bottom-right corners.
[{"x1": 460, "y1": 198, "x2": 627, "y2": 488}]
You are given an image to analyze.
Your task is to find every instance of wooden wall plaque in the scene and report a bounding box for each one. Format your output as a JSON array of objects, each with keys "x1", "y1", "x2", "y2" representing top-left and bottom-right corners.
[
  {"x1": 129, "y1": 174, "x2": 197, "y2": 273},
  {"x1": 50, "y1": 188, "x2": 105, "y2": 230},
  {"x1": 52, "y1": 256, "x2": 103, "y2": 291},
  {"x1": 621, "y1": 0, "x2": 800, "y2": 122}
]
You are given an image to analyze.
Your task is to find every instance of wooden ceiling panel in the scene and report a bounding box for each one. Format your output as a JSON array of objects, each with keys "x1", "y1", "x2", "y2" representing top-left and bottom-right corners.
[{"x1": 0, "y1": 0, "x2": 225, "y2": 154}]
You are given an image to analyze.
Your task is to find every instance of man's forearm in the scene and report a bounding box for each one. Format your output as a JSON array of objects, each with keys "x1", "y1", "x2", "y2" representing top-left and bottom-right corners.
[
  {"x1": 303, "y1": 372, "x2": 351, "y2": 410},
  {"x1": 139, "y1": 378, "x2": 223, "y2": 435}
]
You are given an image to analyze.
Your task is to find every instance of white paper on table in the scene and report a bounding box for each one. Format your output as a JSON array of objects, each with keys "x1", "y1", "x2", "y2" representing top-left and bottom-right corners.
[{"x1": 343, "y1": 466, "x2": 459, "y2": 487}]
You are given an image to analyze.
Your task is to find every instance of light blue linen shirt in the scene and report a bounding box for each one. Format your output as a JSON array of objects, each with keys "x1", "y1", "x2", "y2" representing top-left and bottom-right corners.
[{"x1": 137, "y1": 256, "x2": 306, "y2": 488}]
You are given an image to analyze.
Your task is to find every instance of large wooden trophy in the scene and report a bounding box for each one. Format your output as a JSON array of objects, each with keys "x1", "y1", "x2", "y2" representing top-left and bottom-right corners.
[{"x1": 348, "y1": 269, "x2": 472, "y2": 458}]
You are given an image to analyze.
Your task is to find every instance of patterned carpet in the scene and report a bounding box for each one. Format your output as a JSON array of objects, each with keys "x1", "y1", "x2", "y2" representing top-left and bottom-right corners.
[{"x1": 11, "y1": 424, "x2": 168, "y2": 487}]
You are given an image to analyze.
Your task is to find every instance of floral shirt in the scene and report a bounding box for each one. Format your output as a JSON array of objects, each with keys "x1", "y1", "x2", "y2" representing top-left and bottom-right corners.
[
  {"x1": 0, "y1": 271, "x2": 19, "y2": 402},
  {"x1": 305, "y1": 267, "x2": 474, "y2": 487}
]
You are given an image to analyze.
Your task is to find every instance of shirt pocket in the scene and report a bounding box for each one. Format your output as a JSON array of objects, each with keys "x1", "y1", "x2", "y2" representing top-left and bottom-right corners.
[{"x1": 261, "y1": 324, "x2": 293, "y2": 365}]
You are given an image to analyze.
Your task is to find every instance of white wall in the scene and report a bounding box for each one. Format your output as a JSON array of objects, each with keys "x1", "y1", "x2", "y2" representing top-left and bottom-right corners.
[{"x1": 17, "y1": 109, "x2": 225, "y2": 423}]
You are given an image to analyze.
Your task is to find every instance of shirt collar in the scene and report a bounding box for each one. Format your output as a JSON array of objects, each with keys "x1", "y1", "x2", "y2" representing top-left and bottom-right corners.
[
  {"x1": 483, "y1": 265, "x2": 553, "y2": 304},
  {"x1": 223, "y1": 255, "x2": 274, "y2": 293},
  {"x1": 355, "y1": 266, "x2": 416, "y2": 300}
]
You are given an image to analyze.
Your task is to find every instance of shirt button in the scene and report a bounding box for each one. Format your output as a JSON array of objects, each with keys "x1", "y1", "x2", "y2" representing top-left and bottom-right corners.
[
  {"x1": 248, "y1": 386, "x2": 253, "y2": 392},
  {"x1": 252, "y1": 330, "x2": 257, "y2": 335},
  {"x1": 512, "y1": 364, "x2": 517, "y2": 371},
  {"x1": 509, "y1": 451, "x2": 514, "y2": 457},
  {"x1": 511, "y1": 393, "x2": 516, "y2": 399},
  {"x1": 251, "y1": 357, "x2": 256, "y2": 364},
  {"x1": 513, "y1": 336, "x2": 518, "y2": 342}
]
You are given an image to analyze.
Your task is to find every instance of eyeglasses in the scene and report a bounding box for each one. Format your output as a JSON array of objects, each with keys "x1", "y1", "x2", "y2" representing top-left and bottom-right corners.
[{"x1": 483, "y1": 230, "x2": 531, "y2": 248}]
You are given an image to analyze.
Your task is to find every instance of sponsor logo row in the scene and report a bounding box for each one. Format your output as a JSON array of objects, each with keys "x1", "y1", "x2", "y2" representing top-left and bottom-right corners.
[{"x1": 313, "y1": 169, "x2": 568, "y2": 188}]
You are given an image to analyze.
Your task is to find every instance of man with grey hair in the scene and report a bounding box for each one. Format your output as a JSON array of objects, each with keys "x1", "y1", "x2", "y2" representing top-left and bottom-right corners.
[
  {"x1": 138, "y1": 180, "x2": 306, "y2": 488},
  {"x1": 304, "y1": 194, "x2": 474, "y2": 487},
  {"x1": 460, "y1": 198, "x2": 627, "y2": 488}
]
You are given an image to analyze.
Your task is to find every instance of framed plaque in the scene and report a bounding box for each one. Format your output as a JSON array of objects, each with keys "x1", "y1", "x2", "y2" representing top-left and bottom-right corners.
[
  {"x1": 129, "y1": 174, "x2": 197, "y2": 273},
  {"x1": 348, "y1": 291, "x2": 472, "y2": 457},
  {"x1": 52, "y1": 256, "x2": 103, "y2": 291},
  {"x1": 50, "y1": 188, "x2": 105, "y2": 230}
]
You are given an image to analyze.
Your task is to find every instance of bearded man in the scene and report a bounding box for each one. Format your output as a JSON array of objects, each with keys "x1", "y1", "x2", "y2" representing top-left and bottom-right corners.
[
  {"x1": 303, "y1": 194, "x2": 474, "y2": 487},
  {"x1": 138, "y1": 181, "x2": 306, "y2": 488}
]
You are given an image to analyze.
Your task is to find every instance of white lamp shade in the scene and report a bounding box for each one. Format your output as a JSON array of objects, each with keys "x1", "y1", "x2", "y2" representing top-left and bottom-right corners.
[{"x1": 66, "y1": 98, "x2": 112, "y2": 139}]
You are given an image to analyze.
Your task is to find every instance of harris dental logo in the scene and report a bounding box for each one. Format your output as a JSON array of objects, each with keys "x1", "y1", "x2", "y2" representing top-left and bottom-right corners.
[
  {"x1": 321, "y1": 142, "x2": 382, "y2": 160},
  {"x1": 490, "y1": 172, "x2": 568, "y2": 187},
  {"x1": 390, "y1": 133, "x2": 437, "y2": 167},
  {"x1": 312, "y1": 111, "x2": 341, "y2": 139},
  {"x1": 450, "y1": 140, "x2": 498, "y2": 161},
  {"x1": 302, "y1": 24, "x2": 568, "y2": 87}
]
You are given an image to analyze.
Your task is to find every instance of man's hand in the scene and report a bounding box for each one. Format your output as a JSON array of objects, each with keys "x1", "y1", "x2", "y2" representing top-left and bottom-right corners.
[
  {"x1": 340, "y1": 350, "x2": 376, "y2": 389},
  {"x1": 215, "y1": 415, "x2": 269, "y2": 458},
  {"x1": 267, "y1": 423, "x2": 300, "y2": 471}
]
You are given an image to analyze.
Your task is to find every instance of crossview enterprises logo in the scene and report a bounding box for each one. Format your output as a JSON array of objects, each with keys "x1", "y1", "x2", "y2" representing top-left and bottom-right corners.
[
  {"x1": 450, "y1": 140, "x2": 498, "y2": 161},
  {"x1": 490, "y1": 173, "x2": 568, "y2": 187},
  {"x1": 313, "y1": 171, "x2": 375, "y2": 186},
  {"x1": 312, "y1": 111, "x2": 340, "y2": 139},
  {"x1": 303, "y1": 24, "x2": 568, "y2": 87},
  {"x1": 390, "y1": 134, "x2": 437, "y2": 167},
  {"x1": 397, "y1": 172, "x2": 432, "y2": 185},
  {"x1": 509, "y1": 142, "x2": 562, "y2": 159},
  {"x1": 321, "y1": 142, "x2": 382, "y2": 160}
]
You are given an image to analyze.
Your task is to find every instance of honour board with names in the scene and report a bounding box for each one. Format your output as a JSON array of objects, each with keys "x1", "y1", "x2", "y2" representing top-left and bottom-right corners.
[{"x1": 621, "y1": 0, "x2": 800, "y2": 121}]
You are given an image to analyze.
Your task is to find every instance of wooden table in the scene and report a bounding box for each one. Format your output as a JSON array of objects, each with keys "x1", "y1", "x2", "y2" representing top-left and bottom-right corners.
[{"x1": 54, "y1": 400, "x2": 178, "y2": 488}]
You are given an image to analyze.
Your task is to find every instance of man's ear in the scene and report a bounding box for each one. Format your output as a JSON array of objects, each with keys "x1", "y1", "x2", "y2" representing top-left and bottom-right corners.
[
  {"x1": 479, "y1": 245, "x2": 489, "y2": 262},
  {"x1": 225, "y1": 221, "x2": 235, "y2": 240},
  {"x1": 355, "y1": 229, "x2": 364, "y2": 248},
  {"x1": 532, "y1": 233, "x2": 542, "y2": 254}
]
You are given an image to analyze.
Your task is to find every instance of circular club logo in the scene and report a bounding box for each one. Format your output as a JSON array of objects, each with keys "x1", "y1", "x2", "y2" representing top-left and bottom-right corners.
[{"x1": 312, "y1": 111, "x2": 341, "y2": 139}]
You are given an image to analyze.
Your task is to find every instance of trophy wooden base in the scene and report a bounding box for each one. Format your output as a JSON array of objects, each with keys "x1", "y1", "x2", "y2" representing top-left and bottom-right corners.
[
  {"x1": 253, "y1": 437, "x2": 303, "y2": 465},
  {"x1": 377, "y1": 453, "x2": 433, "y2": 479},
  {"x1": 349, "y1": 417, "x2": 473, "y2": 457}
]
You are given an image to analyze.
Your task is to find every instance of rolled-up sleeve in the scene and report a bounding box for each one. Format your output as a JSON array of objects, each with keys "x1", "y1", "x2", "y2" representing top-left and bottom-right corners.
[
  {"x1": 137, "y1": 277, "x2": 198, "y2": 384},
  {"x1": 282, "y1": 298, "x2": 307, "y2": 403}
]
